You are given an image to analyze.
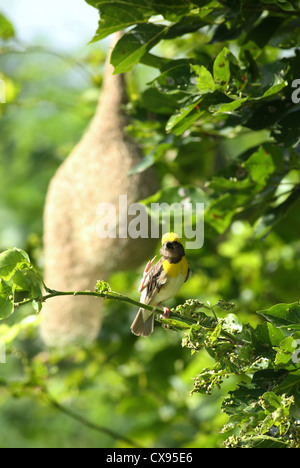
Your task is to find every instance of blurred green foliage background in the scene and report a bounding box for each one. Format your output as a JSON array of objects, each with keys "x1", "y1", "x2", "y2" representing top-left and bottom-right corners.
[{"x1": 0, "y1": 0, "x2": 300, "y2": 448}]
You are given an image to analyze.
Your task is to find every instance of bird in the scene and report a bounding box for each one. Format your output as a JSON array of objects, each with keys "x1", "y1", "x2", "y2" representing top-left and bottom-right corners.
[{"x1": 130, "y1": 232, "x2": 190, "y2": 337}]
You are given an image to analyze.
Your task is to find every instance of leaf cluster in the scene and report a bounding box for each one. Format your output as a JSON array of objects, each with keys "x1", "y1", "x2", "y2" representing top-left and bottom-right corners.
[
  {"x1": 169, "y1": 299, "x2": 300, "y2": 447},
  {"x1": 0, "y1": 248, "x2": 43, "y2": 319},
  {"x1": 87, "y1": 0, "x2": 300, "y2": 243},
  {"x1": 1, "y1": 0, "x2": 300, "y2": 448},
  {"x1": 78, "y1": 4, "x2": 300, "y2": 445},
  {"x1": 1, "y1": 248, "x2": 300, "y2": 447}
]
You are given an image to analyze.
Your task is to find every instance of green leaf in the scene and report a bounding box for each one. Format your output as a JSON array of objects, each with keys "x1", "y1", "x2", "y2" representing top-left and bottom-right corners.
[
  {"x1": 141, "y1": 185, "x2": 207, "y2": 230},
  {"x1": 209, "y1": 97, "x2": 248, "y2": 114},
  {"x1": 273, "y1": 107, "x2": 300, "y2": 147},
  {"x1": 139, "y1": 87, "x2": 178, "y2": 115},
  {"x1": 209, "y1": 322, "x2": 222, "y2": 344},
  {"x1": 205, "y1": 192, "x2": 250, "y2": 234},
  {"x1": 0, "y1": 294, "x2": 14, "y2": 319},
  {"x1": 223, "y1": 314, "x2": 243, "y2": 334},
  {"x1": 150, "y1": 0, "x2": 190, "y2": 21},
  {"x1": 87, "y1": 1, "x2": 154, "y2": 41},
  {"x1": 261, "y1": 80, "x2": 287, "y2": 98},
  {"x1": 0, "y1": 74, "x2": 19, "y2": 104},
  {"x1": 128, "y1": 151, "x2": 156, "y2": 176},
  {"x1": 244, "y1": 146, "x2": 276, "y2": 185},
  {"x1": 153, "y1": 59, "x2": 196, "y2": 94},
  {"x1": 0, "y1": 248, "x2": 30, "y2": 281},
  {"x1": 243, "y1": 16, "x2": 284, "y2": 49},
  {"x1": 253, "y1": 210, "x2": 279, "y2": 239},
  {"x1": 251, "y1": 60, "x2": 289, "y2": 99},
  {"x1": 165, "y1": 95, "x2": 202, "y2": 133},
  {"x1": 274, "y1": 18, "x2": 300, "y2": 49},
  {"x1": 260, "y1": 0, "x2": 295, "y2": 12},
  {"x1": 140, "y1": 52, "x2": 169, "y2": 69},
  {"x1": 251, "y1": 369, "x2": 288, "y2": 390},
  {"x1": 12, "y1": 269, "x2": 43, "y2": 299},
  {"x1": 0, "y1": 13, "x2": 15, "y2": 40},
  {"x1": 191, "y1": 64, "x2": 216, "y2": 94},
  {"x1": 275, "y1": 333, "x2": 300, "y2": 368},
  {"x1": 111, "y1": 24, "x2": 167, "y2": 73},
  {"x1": 0, "y1": 249, "x2": 42, "y2": 303},
  {"x1": 252, "y1": 322, "x2": 286, "y2": 349},
  {"x1": 257, "y1": 302, "x2": 300, "y2": 329},
  {"x1": 213, "y1": 47, "x2": 231, "y2": 88},
  {"x1": 142, "y1": 185, "x2": 207, "y2": 209},
  {"x1": 208, "y1": 175, "x2": 254, "y2": 192},
  {"x1": 244, "y1": 99, "x2": 286, "y2": 131},
  {"x1": 253, "y1": 187, "x2": 299, "y2": 239},
  {"x1": 128, "y1": 139, "x2": 173, "y2": 175},
  {"x1": 0, "y1": 280, "x2": 14, "y2": 319},
  {"x1": 164, "y1": 15, "x2": 207, "y2": 38}
]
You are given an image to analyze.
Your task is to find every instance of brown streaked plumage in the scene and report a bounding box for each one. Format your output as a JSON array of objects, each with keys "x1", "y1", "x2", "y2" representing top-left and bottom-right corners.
[{"x1": 131, "y1": 233, "x2": 190, "y2": 337}]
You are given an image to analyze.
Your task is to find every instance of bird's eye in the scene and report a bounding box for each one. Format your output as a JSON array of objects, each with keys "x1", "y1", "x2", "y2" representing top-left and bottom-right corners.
[{"x1": 166, "y1": 241, "x2": 173, "y2": 249}]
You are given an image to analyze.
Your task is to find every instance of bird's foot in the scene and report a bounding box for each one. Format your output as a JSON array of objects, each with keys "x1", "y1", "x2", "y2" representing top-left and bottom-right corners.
[{"x1": 160, "y1": 307, "x2": 170, "y2": 319}]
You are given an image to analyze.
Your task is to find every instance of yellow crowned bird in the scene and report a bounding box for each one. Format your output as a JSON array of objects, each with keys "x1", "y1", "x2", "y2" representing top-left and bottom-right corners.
[{"x1": 130, "y1": 232, "x2": 190, "y2": 337}]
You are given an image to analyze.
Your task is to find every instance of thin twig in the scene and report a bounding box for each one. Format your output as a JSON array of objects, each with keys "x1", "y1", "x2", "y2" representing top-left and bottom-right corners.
[
  {"x1": 16, "y1": 287, "x2": 248, "y2": 344},
  {"x1": 44, "y1": 392, "x2": 142, "y2": 447},
  {"x1": 41, "y1": 288, "x2": 165, "y2": 315}
]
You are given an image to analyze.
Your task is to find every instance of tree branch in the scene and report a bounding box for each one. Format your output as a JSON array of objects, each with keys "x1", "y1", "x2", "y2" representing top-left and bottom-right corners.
[
  {"x1": 41, "y1": 287, "x2": 165, "y2": 315},
  {"x1": 17, "y1": 286, "x2": 247, "y2": 345}
]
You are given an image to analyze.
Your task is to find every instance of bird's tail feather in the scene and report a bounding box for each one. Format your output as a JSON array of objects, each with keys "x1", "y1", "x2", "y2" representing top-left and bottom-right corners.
[{"x1": 131, "y1": 308, "x2": 154, "y2": 337}]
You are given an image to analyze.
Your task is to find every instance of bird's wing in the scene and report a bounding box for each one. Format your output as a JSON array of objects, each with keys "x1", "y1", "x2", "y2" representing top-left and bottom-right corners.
[
  {"x1": 185, "y1": 264, "x2": 191, "y2": 283},
  {"x1": 141, "y1": 258, "x2": 168, "y2": 305},
  {"x1": 139, "y1": 255, "x2": 156, "y2": 292}
]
